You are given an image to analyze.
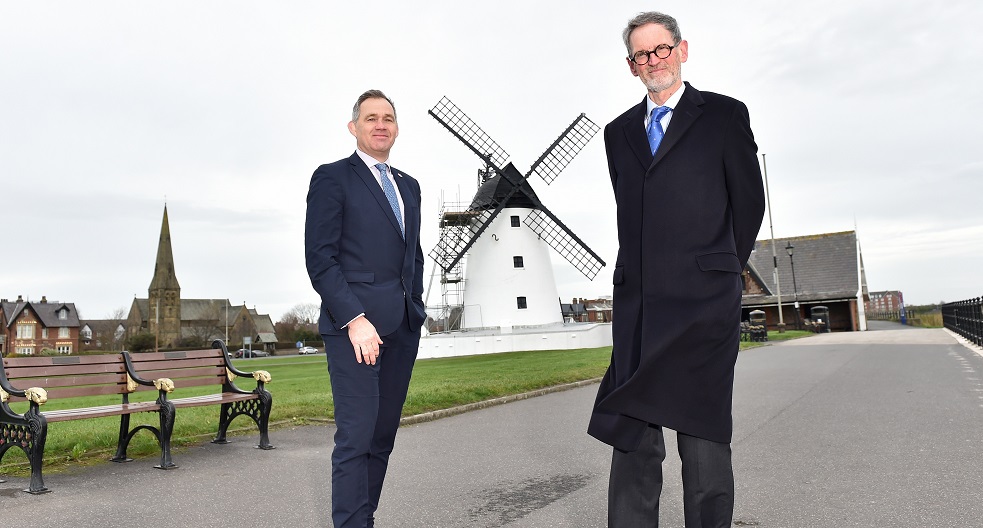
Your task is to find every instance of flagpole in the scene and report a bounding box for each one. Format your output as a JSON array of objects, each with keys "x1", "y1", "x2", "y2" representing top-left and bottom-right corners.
[{"x1": 762, "y1": 154, "x2": 785, "y2": 333}]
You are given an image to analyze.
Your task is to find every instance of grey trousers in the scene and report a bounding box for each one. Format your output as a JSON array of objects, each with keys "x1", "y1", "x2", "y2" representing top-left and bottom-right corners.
[{"x1": 608, "y1": 425, "x2": 734, "y2": 528}]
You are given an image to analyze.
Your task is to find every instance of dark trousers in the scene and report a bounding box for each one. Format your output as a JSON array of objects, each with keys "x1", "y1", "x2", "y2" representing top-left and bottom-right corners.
[
  {"x1": 323, "y1": 315, "x2": 420, "y2": 528},
  {"x1": 608, "y1": 425, "x2": 734, "y2": 528}
]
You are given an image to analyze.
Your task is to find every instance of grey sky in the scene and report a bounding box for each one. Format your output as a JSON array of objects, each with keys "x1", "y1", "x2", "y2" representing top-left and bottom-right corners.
[{"x1": 2, "y1": 0, "x2": 980, "y2": 322}]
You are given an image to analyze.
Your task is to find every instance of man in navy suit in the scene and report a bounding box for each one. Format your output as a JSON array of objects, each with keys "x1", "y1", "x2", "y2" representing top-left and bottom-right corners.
[
  {"x1": 305, "y1": 89, "x2": 427, "y2": 528},
  {"x1": 588, "y1": 12, "x2": 766, "y2": 528}
]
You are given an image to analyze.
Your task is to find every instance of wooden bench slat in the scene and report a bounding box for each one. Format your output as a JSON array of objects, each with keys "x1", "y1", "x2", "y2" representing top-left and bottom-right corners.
[
  {"x1": 132, "y1": 349, "x2": 227, "y2": 361},
  {"x1": 10, "y1": 372, "x2": 126, "y2": 390},
  {"x1": 171, "y1": 393, "x2": 257, "y2": 408},
  {"x1": 2, "y1": 354, "x2": 124, "y2": 368},
  {"x1": 43, "y1": 401, "x2": 162, "y2": 422},
  {"x1": 129, "y1": 357, "x2": 225, "y2": 371},
  {"x1": 5, "y1": 362, "x2": 126, "y2": 377},
  {"x1": 136, "y1": 366, "x2": 226, "y2": 380}
]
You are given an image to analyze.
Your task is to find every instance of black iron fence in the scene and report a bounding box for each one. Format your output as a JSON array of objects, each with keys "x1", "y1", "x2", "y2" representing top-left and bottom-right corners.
[
  {"x1": 941, "y1": 297, "x2": 983, "y2": 347},
  {"x1": 867, "y1": 310, "x2": 914, "y2": 323}
]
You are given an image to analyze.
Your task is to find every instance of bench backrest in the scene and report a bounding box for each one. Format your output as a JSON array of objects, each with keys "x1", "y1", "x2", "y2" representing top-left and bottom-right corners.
[
  {"x1": 126, "y1": 348, "x2": 232, "y2": 391},
  {"x1": 1, "y1": 354, "x2": 134, "y2": 402}
]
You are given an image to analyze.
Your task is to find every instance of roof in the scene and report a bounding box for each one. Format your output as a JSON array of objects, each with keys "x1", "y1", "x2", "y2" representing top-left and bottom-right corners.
[
  {"x1": 252, "y1": 313, "x2": 275, "y2": 334},
  {"x1": 743, "y1": 231, "x2": 867, "y2": 307},
  {"x1": 149, "y1": 206, "x2": 181, "y2": 292},
  {"x1": 468, "y1": 167, "x2": 541, "y2": 211},
  {"x1": 256, "y1": 332, "x2": 278, "y2": 343},
  {"x1": 1, "y1": 300, "x2": 81, "y2": 328}
]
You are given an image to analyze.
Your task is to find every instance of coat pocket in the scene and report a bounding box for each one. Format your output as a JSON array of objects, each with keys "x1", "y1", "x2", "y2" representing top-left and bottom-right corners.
[
  {"x1": 342, "y1": 270, "x2": 375, "y2": 283},
  {"x1": 695, "y1": 252, "x2": 742, "y2": 273},
  {"x1": 613, "y1": 266, "x2": 625, "y2": 285}
]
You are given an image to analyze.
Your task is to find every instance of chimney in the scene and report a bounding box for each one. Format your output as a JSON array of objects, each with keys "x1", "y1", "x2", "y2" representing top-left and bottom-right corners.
[
  {"x1": 41, "y1": 295, "x2": 48, "y2": 303},
  {"x1": 16, "y1": 294, "x2": 23, "y2": 302}
]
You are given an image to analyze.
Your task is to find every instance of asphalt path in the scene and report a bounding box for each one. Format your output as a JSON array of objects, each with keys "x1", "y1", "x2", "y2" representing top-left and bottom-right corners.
[{"x1": 3, "y1": 321, "x2": 982, "y2": 527}]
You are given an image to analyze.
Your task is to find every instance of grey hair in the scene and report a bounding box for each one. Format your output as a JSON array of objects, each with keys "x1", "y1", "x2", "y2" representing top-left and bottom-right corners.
[
  {"x1": 622, "y1": 12, "x2": 682, "y2": 56},
  {"x1": 351, "y1": 89, "x2": 397, "y2": 122}
]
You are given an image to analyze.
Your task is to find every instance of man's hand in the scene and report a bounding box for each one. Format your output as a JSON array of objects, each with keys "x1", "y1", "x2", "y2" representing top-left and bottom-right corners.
[{"x1": 347, "y1": 316, "x2": 383, "y2": 365}]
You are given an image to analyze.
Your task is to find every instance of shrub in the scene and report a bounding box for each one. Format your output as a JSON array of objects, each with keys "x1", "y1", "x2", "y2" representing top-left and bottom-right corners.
[{"x1": 126, "y1": 332, "x2": 156, "y2": 352}]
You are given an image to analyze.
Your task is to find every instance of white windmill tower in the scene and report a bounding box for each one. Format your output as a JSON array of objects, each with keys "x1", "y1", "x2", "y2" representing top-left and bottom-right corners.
[{"x1": 426, "y1": 97, "x2": 605, "y2": 332}]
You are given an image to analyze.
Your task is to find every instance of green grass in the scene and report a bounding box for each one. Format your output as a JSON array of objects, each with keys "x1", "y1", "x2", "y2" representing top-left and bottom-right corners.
[
  {"x1": 1, "y1": 335, "x2": 807, "y2": 475},
  {"x1": 1, "y1": 347, "x2": 610, "y2": 473}
]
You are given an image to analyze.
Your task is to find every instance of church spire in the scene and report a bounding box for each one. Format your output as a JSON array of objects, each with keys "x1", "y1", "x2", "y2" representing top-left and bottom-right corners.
[{"x1": 150, "y1": 205, "x2": 181, "y2": 291}]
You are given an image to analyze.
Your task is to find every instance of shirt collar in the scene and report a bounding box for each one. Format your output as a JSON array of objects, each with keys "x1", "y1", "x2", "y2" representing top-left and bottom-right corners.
[
  {"x1": 354, "y1": 148, "x2": 389, "y2": 172},
  {"x1": 646, "y1": 82, "x2": 686, "y2": 114}
]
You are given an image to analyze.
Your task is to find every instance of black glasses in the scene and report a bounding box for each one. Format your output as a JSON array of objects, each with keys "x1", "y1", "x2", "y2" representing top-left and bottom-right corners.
[{"x1": 629, "y1": 44, "x2": 676, "y2": 65}]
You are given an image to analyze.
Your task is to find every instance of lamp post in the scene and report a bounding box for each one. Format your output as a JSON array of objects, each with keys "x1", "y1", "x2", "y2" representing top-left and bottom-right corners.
[{"x1": 786, "y1": 242, "x2": 802, "y2": 330}]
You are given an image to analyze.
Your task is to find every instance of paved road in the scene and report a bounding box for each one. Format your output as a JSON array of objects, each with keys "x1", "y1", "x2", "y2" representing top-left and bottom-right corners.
[{"x1": 3, "y1": 322, "x2": 982, "y2": 527}]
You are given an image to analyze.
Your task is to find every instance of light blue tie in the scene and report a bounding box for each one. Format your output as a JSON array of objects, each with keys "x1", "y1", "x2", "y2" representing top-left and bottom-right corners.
[
  {"x1": 376, "y1": 163, "x2": 404, "y2": 238},
  {"x1": 647, "y1": 106, "x2": 672, "y2": 155}
]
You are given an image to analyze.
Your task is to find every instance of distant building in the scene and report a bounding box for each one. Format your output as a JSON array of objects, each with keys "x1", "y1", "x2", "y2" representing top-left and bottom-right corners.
[
  {"x1": 560, "y1": 297, "x2": 613, "y2": 323},
  {"x1": 80, "y1": 319, "x2": 127, "y2": 351},
  {"x1": 126, "y1": 206, "x2": 278, "y2": 349},
  {"x1": 742, "y1": 230, "x2": 869, "y2": 331},
  {"x1": 865, "y1": 290, "x2": 904, "y2": 317},
  {"x1": 0, "y1": 295, "x2": 81, "y2": 356}
]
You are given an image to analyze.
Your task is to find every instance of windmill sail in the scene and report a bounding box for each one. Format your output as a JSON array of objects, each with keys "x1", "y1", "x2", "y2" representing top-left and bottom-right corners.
[
  {"x1": 526, "y1": 113, "x2": 600, "y2": 185},
  {"x1": 429, "y1": 97, "x2": 510, "y2": 170},
  {"x1": 524, "y1": 208, "x2": 605, "y2": 280}
]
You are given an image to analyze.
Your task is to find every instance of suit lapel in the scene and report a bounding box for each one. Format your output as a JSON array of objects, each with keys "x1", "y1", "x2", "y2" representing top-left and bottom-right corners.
[
  {"x1": 652, "y1": 82, "x2": 704, "y2": 168},
  {"x1": 392, "y1": 167, "x2": 415, "y2": 239},
  {"x1": 622, "y1": 98, "x2": 653, "y2": 170},
  {"x1": 349, "y1": 154, "x2": 404, "y2": 240}
]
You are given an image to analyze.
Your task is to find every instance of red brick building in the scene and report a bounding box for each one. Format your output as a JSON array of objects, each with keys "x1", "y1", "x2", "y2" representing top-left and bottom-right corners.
[{"x1": 0, "y1": 295, "x2": 82, "y2": 356}]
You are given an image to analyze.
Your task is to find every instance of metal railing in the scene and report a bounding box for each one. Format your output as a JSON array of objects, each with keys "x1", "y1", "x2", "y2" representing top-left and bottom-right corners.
[
  {"x1": 942, "y1": 297, "x2": 983, "y2": 347},
  {"x1": 867, "y1": 310, "x2": 914, "y2": 323}
]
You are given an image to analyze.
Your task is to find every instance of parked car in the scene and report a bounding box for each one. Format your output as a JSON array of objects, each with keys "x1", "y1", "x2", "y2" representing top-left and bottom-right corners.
[
  {"x1": 298, "y1": 346, "x2": 319, "y2": 355},
  {"x1": 234, "y1": 348, "x2": 270, "y2": 358}
]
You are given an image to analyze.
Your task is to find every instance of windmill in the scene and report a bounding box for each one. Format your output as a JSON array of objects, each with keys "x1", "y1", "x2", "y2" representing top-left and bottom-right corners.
[{"x1": 426, "y1": 96, "x2": 605, "y2": 332}]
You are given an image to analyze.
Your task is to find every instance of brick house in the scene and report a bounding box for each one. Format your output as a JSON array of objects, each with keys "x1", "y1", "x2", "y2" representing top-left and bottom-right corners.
[{"x1": 0, "y1": 295, "x2": 82, "y2": 356}]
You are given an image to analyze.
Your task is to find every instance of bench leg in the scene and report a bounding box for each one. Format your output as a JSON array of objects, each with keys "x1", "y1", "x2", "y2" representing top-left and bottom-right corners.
[
  {"x1": 212, "y1": 402, "x2": 233, "y2": 444},
  {"x1": 24, "y1": 407, "x2": 50, "y2": 494},
  {"x1": 255, "y1": 389, "x2": 274, "y2": 450},
  {"x1": 111, "y1": 413, "x2": 134, "y2": 463},
  {"x1": 211, "y1": 391, "x2": 275, "y2": 450},
  {"x1": 155, "y1": 400, "x2": 178, "y2": 470}
]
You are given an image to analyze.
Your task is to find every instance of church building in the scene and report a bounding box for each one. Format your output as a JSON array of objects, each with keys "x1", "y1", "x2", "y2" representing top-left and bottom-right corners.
[{"x1": 126, "y1": 206, "x2": 278, "y2": 350}]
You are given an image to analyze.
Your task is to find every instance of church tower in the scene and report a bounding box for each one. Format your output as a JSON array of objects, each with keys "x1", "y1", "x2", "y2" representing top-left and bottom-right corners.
[{"x1": 148, "y1": 205, "x2": 182, "y2": 347}]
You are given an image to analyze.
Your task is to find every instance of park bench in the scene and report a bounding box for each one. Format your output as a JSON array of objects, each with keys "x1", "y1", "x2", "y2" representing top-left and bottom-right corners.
[
  {"x1": 740, "y1": 321, "x2": 768, "y2": 342},
  {"x1": 1, "y1": 351, "x2": 177, "y2": 494},
  {"x1": 0, "y1": 340, "x2": 273, "y2": 494},
  {"x1": 125, "y1": 340, "x2": 274, "y2": 454}
]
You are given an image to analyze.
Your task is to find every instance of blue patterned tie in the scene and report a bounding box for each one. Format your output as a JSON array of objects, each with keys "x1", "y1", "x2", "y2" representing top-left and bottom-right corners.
[
  {"x1": 376, "y1": 163, "x2": 404, "y2": 238},
  {"x1": 647, "y1": 106, "x2": 672, "y2": 155}
]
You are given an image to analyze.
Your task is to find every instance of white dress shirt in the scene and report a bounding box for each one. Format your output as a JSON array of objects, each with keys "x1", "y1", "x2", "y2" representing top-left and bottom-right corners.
[{"x1": 644, "y1": 82, "x2": 686, "y2": 134}]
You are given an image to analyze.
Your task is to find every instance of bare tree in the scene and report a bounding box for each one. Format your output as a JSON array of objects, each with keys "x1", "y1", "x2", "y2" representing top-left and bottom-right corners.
[{"x1": 283, "y1": 302, "x2": 320, "y2": 325}]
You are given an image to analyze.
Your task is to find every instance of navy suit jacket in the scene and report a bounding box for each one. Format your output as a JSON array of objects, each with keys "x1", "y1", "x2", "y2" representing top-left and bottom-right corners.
[
  {"x1": 305, "y1": 152, "x2": 427, "y2": 338},
  {"x1": 588, "y1": 83, "x2": 766, "y2": 448}
]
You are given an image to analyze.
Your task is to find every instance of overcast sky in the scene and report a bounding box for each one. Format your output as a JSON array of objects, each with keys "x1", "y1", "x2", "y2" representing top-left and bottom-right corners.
[{"x1": 2, "y1": 0, "x2": 980, "y2": 322}]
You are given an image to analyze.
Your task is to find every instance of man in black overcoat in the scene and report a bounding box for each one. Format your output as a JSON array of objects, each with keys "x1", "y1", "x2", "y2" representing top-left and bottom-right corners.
[{"x1": 587, "y1": 11, "x2": 766, "y2": 528}]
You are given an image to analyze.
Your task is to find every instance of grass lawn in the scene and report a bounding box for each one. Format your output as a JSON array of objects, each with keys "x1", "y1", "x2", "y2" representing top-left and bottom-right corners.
[{"x1": 1, "y1": 333, "x2": 810, "y2": 474}]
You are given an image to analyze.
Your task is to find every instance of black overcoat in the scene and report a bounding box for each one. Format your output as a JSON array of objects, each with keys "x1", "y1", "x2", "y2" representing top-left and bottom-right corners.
[{"x1": 588, "y1": 83, "x2": 766, "y2": 449}]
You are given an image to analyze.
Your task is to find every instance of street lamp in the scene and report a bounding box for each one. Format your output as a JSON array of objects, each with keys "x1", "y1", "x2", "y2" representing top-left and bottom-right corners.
[{"x1": 786, "y1": 242, "x2": 802, "y2": 330}]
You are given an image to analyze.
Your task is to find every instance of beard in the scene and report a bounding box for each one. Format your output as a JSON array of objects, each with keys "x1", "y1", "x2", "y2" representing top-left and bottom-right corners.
[{"x1": 641, "y1": 67, "x2": 680, "y2": 94}]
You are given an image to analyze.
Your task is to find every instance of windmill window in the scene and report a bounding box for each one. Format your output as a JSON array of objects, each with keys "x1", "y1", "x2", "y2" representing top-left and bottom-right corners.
[
  {"x1": 510, "y1": 216, "x2": 520, "y2": 227},
  {"x1": 513, "y1": 256, "x2": 524, "y2": 268},
  {"x1": 517, "y1": 297, "x2": 527, "y2": 309}
]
